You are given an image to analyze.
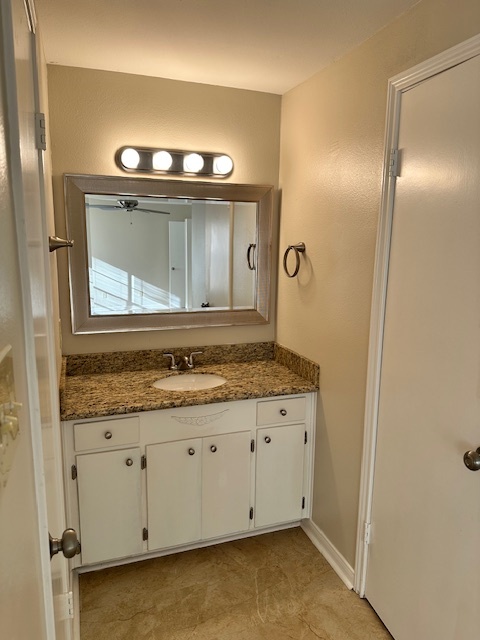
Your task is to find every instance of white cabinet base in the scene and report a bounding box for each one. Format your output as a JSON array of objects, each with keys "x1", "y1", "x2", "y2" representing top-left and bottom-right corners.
[{"x1": 62, "y1": 393, "x2": 316, "y2": 569}]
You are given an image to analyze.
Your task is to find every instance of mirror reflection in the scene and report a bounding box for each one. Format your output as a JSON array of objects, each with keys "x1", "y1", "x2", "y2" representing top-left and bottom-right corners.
[
  {"x1": 64, "y1": 175, "x2": 272, "y2": 333},
  {"x1": 85, "y1": 194, "x2": 257, "y2": 316}
]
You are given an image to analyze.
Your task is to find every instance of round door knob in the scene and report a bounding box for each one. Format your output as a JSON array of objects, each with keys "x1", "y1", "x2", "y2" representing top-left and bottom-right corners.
[
  {"x1": 210, "y1": 445, "x2": 217, "y2": 453},
  {"x1": 49, "y1": 528, "x2": 81, "y2": 559},
  {"x1": 188, "y1": 448, "x2": 195, "y2": 456},
  {"x1": 463, "y1": 447, "x2": 480, "y2": 471},
  {"x1": 104, "y1": 431, "x2": 112, "y2": 440},
  {"x1": 280, "y1": 409, "x2": 287, "y2": 416},
  {"x1": 265, "y1": 436, "x2": 271, "y2": 443},
  {"x1": 125, "y1": 458, "x2": 133, "y2": 466}
]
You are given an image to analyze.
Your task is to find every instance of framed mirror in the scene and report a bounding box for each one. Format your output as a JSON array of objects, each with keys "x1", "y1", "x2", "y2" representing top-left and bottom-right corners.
[{"x1": 64, "y1": 174, "x2": 273, "y2": 333}]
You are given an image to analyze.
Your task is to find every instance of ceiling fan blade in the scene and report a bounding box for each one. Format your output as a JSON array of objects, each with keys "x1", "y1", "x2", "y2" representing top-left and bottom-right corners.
[
  {"x1": 85, "y1": 203, "x2": 121, "y2": 210},
  {"x1": 135, "y1": 208, "x2": 170, "y2": 215},
  {"x1": 86, "y1": 202, "x2": 170, "y2": 214}
]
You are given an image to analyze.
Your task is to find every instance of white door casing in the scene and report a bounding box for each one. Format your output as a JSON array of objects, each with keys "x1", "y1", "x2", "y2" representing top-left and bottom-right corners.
[{"x1": 356, "y1": 35, "x2": 480, "y2": 640}]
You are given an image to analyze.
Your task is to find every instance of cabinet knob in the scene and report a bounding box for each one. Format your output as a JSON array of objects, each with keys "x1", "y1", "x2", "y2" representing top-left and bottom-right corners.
[
  {"x1": 280, "y1": 409, "x2": 287, "y2": 416},
  {"x1": 210, "y1": 445, "x2": 217, "y2": 453},
  {"x1": 104, "y1": 431, "x2": 113, "y2": 439},
  {"x1": 125, "y1": 458, "x2": 133, "y2": 466},
  {"x1": 188, "y1": 448, "x2": 195, "y2": 456},
  {"x1": 264, "y1": 436, "x2": 271, "y2": 444}
]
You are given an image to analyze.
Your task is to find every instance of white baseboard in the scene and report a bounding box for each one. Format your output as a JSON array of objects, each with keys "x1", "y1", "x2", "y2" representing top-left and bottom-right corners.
[{"x1": 301, "y1": 519, "x2": 355, "y2": 590}]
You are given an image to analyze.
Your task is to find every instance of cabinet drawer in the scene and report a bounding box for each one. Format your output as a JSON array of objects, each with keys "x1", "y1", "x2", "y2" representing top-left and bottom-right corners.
[
  {"x1": 73, "y1": 417, "x2": 139, "y2": 451},
  {"x1": 256, "y1": 397, "x2": 306, "y2": 425}
]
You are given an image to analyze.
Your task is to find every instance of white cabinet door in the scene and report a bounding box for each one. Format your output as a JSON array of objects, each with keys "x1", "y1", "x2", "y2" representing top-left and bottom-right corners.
[
  {"x1": 255, "y1": 424, "x2": 305, "y2": 527},
  {"x1": 146, "y1": 439, "x2": 202, "y2": 550},
  {"x1": 76, "y1": 447, "x2": 143, "y2": 564},
  {"x1": 202, "y1": 431, "x2": 251, "y2": 539}
]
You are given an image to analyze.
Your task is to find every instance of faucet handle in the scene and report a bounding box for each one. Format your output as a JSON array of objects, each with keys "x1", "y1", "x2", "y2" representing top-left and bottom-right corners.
[
  {"x1": 163, "y1": 353, "x2": 178, "y2": 370},
  {"x1": 187, "y1": 351, "x2": 203, "y2": 368}
]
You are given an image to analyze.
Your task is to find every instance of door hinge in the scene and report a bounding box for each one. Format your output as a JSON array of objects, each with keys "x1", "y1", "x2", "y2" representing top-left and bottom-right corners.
[
  {"x1": 54, "y1": 591, "x2": 74, "y2": 621},
  {"x1": 389, "y1": 148, "x2": 399, "y2": 178},
  {"x1": 302, "y1": 496, "x2": 305, "y2": 509},
  {"x1": 250, "y1": 439, "x2": 255, "y2": 452},
  {"x1": 35, "y1": 112, "x2": 47, "y2": 151},
  {"x1": 141, "y1": 455, "x2": 147, "y2": 469},
  {"x1": 71, "y1": 464, "x2": 77, "y2": 480},
  {"x1": 142, "y1": 527, "x2": 148, "y2": 541},
  {"x1": 249, "y1": 507, "x2": 254, "y2": 520},
  {"x1": 364, "y1": 522, "x2": 372, "y2": 545},
  {"x1": 304, "y1": 431, "x2": 307, "y2": 444}
]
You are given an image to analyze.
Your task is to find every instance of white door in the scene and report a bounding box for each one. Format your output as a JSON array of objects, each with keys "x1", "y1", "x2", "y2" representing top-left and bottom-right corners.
[
  {"x1": 147, "y1": 439, "x2": 202, "y2": 549},
  {"x1": 365, "y1": 53, "x2": 480, "y2": 639},
  {"x1": 0, "y1": 0, "x2": 72, "y2": 638},
  {"x1": 255, "y1": 423, "x2": 305, "y2": 527},
  {"x1": 202, "y1": 431, "x2": 251, "y2": 539},
  {"x1": 76, "y1": 448, "x2": 143, "y2": 564},
  {"x1": 169, "y1": 220, "x2": 187, "y2": 308}
]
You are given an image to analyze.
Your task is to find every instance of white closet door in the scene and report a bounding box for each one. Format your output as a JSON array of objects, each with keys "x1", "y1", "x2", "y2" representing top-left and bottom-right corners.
[{"x1": 366, "y1": 53, "x2": 480, "y2": 640}]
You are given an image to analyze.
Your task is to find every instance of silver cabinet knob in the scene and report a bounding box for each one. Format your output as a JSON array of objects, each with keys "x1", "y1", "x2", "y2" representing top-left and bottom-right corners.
[
  {"x1": 188, "y1": 448, "x2": 195, "y2": 456},
  {"x1": 464, "y1": 447, "x2": 480, "y2": 471},
  {"x1": 49, "y1": 528, "x2": 81, "y2": 559},
  {"x1": 210, "y1": 445, "x2": 217, "y2": 453},
  {"x1": 264, "y1": 436, "x2": 271, "y2": 444},
  {"x1": 104, "y1": 431, "x2": 112, "y2": 440},
  {"x1": 280, "y1": 409, "x2": 287, "y2": 416},
  {"x1": 125, "y1": 458, "x2": 133, "y2": 466}
]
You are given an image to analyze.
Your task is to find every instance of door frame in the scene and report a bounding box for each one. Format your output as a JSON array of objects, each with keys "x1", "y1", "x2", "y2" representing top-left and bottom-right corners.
[{"x1": 354, "y1": 32, "x2": 480, "y2": 597}]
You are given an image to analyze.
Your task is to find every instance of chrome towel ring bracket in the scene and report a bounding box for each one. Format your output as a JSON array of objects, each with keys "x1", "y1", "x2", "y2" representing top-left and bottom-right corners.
[{"x1": 283, "y1": 242, "x2": 306, "y2": 278}]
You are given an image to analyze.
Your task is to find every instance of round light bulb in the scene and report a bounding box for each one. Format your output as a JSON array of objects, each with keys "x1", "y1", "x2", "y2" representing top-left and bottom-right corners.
[
  {"x1": 120, "y1": 148, "x2": 140, "y2": 169},
  {"x1": 184, "y1": 153, "x2": 204, "y2": 173},
  {"x1": 152, "y1": 150, "x2": 173, "y2": 171},
  {"x1": 213, "y1": 155, "x2": 233, "y2": 175}
]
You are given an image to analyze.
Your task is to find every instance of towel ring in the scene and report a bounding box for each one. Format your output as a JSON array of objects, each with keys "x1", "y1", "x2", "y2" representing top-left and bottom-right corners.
[{"x1": 283, "y1": 242, "x2": 306, "y2": 278}]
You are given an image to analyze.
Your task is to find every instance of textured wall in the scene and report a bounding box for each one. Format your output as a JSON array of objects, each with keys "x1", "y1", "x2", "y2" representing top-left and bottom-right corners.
[
  {"x1": 47, "y1": 66, "x2": 281, "y2": 354},
  {"x1": 278, "y1": 0, "x2": 480, "y2": 565}
]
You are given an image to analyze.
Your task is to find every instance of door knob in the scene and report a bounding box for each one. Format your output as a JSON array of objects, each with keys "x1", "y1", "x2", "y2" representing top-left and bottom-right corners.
[
  {"x1": 48, "y1": 236, "x2": 74, "y2": 252},
  {"x1": 49, "y1": 528, "x2": 81, "y2": 560},
  {"x1": 463, "y1": 447, "x2": 480, "y2": 471}
]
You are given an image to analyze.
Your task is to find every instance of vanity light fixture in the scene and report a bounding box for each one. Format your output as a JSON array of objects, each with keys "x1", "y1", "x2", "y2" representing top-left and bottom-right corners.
[{"x1": 116, "y1": 146, "x2": 234, "y2": 178}]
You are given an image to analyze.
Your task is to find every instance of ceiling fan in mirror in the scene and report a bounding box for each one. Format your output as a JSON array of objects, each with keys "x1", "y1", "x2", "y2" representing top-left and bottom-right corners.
[{"x1": 86, "y1": 199, "x2": 170, "y2": 215}]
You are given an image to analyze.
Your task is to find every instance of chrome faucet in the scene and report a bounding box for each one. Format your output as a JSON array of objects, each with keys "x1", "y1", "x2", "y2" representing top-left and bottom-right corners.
[
  {"x1": 163, "y1": 353, "x2": 178, "y2": 370},
  {"x1": 163, "y1": 351, "x2": 203, "y2": 370}
]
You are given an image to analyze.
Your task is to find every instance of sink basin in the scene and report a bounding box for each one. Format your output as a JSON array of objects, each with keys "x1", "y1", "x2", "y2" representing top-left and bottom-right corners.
[{"x1": 153, "y1": 373, "x2": 227, "y2": 391}]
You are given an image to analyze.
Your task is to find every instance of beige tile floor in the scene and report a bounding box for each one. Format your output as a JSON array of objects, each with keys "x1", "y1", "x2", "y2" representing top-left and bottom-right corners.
[{"x1": 80, "y1": 527, "x2": 392, "y2": 640}]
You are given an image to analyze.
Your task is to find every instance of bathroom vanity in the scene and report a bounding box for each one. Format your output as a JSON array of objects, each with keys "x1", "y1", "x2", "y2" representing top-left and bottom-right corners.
[{"x1": 60, "y1": 347, "x2": 318, "y2": 569}]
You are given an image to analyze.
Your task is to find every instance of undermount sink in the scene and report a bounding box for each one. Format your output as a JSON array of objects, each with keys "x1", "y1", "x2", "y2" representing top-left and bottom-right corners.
[{"x1": 152, "y1": 373, "x2": 227, "y2": 392}]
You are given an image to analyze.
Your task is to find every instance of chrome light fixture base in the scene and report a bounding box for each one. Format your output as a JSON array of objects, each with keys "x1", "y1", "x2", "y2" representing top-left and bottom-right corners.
[{"x1": 116, "y1": 146, "x2": 234, "y2": 178}]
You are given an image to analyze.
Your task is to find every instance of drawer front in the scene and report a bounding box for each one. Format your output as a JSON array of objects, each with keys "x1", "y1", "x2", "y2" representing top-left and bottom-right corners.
[
  {"x1": 256, "y1": 397, "x2": 306, "y2": 426},
  {"x1": 73, "y1": 417, "x2": 139, "y2": 451}
]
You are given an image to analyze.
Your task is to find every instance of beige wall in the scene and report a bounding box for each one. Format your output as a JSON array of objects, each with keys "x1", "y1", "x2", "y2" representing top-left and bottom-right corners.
[
  {"x1": 47, "y1": 66, "x2": 281, "y2": 354},
  {"x1": 278, "y1": 0, "x2": 480, "y2": 565}
]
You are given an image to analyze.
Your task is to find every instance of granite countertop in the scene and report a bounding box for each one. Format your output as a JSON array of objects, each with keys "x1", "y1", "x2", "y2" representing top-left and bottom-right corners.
[{"x1": 60, "y1": 360, "x2": 318, "y2": 421}]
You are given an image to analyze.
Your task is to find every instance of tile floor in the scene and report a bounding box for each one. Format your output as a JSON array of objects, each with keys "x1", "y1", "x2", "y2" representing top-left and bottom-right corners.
[{"x1": 79, "y1": 527, "x2": 392, "y2": 639}]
